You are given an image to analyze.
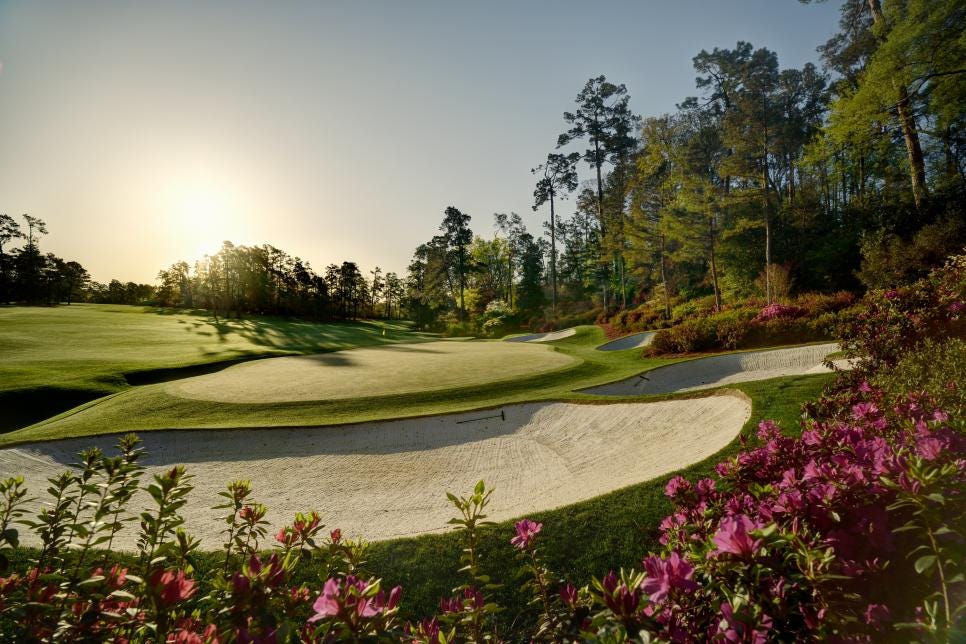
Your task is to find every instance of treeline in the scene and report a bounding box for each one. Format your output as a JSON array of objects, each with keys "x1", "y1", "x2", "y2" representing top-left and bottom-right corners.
[
  {"x1": 156, "y1": 241, "x2": 404, "y2": 320},
  {"x1": 405, "y1": 0, "x2": 964, "y2": 332},
  {"x1": 0, "y1": 214, "x2": 94, "y2": 305}
]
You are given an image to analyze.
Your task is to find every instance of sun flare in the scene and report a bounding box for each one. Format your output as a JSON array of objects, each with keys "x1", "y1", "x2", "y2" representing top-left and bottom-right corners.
[{"x1": 169, "y1": 184, "x2": 237, "y2": 259}]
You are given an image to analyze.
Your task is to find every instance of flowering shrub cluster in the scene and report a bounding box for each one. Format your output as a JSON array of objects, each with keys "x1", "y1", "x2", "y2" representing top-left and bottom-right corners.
[{"x1": 751, "y1": 302, "x2": 807, "y2": 323}]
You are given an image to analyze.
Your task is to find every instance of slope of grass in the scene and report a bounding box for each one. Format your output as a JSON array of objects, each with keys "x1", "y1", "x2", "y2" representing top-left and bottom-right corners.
[
  {"x1": 2, "y1": 324, "x2": 686, "y2": 445},
  {"x1": 0, "y1": 304, "x2": 436, "y2": 430}
]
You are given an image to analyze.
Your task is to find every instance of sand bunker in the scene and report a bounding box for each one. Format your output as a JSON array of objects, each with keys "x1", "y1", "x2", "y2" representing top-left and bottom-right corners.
[
  {"x1": 504, "y1": 328, "x2": 576, "y2": 343},
  {"x1": 597, "y1": 332, "x2": 656, "y2": 351},
  {"x1": 169, "y1": 341, "x2": 577, "y2": 403},
  {"x1": 584, "y1": 343, "x2": 846, "y2": 396},
  {"x1": 0, "y1": 396, "x2": 750, "y2": 548}
]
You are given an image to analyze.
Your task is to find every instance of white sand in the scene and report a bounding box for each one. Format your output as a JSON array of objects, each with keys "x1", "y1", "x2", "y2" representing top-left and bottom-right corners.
[
  {"x1": 504, "y1": 328, "x2": 576, "y2": 343},
  {"x1": 597, "y1": 332, "x2": 657, "y2": 352},
  {"x1": 169, "y1": 341, "x2": 577, "y2": 404},
  {"x1": 584, "y1": 343, "x2": 847, "y2": 396},
  {"x1": 0, "y1": 396, "x2": 750, "y2": 549}
]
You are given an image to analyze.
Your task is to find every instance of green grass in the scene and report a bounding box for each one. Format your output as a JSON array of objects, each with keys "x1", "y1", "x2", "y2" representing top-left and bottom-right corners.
[
  {"x1": 1, "y1": 322, "x2": 686, "y2": 445},
  {"x1": 0, "y1": 304, "x2": 437, "y2": 430}
]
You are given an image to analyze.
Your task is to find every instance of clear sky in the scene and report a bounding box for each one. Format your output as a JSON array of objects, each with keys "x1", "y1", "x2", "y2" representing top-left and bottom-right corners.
[{"x1": 0, "y1": 0, "x2": 842, "y2": 283}]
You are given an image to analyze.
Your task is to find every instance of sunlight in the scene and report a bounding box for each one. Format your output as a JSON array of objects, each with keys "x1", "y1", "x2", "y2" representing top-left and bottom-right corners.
[{"x1": 169, "y1": 183, "x2": 236, "y2": 259}]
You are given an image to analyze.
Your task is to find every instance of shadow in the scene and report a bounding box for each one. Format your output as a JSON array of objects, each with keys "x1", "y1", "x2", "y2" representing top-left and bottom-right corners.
[
  {"x1": 12, "y1": 403, "x2": 553, "y2": 463},
  {"x1": 297, "y1": 353, "x2": 356, "y2": 367},
  {"x1": 149, "y1": 309, "x2": 434, "y2": 355},
  {"x1": 0, "y1": 388, "x2": 106, "y2": 433},
  {"x1": 122, "y1": 354, "x2": 271, "y2": 386}
]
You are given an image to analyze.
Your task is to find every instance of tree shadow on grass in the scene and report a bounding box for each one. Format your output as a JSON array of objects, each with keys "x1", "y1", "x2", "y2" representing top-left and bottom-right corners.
[{"x1": 150, "y1": 308, "x2": 434, "y2": 354}]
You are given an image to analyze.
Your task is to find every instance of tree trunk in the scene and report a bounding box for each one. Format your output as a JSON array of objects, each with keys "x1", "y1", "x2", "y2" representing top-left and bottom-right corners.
[
  {"x1": 762, "y1": 94, "x2": 773, "y2": 304},
  {"x1": 708, "y1": 214, "x2": 722, "y2": 312},
  {"x1": 866, "y1": 0, "x2": 927, "y2": 210},
  {"x1": 659, "y1": 234, "x2": 670, "y2": 320},
  {"x1": 549, "y1": 192, "x2": 557, "y2": 314}
]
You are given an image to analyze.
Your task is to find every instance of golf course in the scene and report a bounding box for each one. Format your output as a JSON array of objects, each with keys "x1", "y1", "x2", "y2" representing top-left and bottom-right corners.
[
  {"x1": 0, "y1": 304, "x2": 839, "y2": 547},
  {"x1": 3, "y1": 0, "x2": 962, "y2": 636}
]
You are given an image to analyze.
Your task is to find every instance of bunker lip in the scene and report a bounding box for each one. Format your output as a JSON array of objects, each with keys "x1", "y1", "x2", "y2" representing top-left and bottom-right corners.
[
  {"x1": 582, "y1": 342, "x2": 846, "y2": 396},
  {"x1": 503, "y1": 328, "x2": 576, "y2": 343},
  {"x1": 596, "y1": 331, "x2": 657, "y2": 352},
  {"x1": 0, "y1": 395, "x2": 751, "y2": 548}
]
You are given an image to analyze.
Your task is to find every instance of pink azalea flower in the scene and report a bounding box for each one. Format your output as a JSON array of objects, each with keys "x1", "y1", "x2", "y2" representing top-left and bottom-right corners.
[
  {"x1": 560, "y1": 583, "x2": 578, "y2": 608},
  {"x1": 309, "y1": 578, "x2": 341, "y2": 622},
  {"x1": 641, "y1": 551, "x2": 698, "y2": 603},
  {"x1": 151, "y1": 569, "x2": 197, "y2": 607},
  {"x1": 712, "y1": 515, "x2": 763, "y2": 558},
  {"x1": 510, "y1": 519, "x2": 542, "y2": 549},
  {"x1": 664, "y1": 475, "x2": 691, "y2": 499}
]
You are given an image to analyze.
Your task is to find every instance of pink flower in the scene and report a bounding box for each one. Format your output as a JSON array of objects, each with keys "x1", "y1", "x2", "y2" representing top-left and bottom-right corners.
[
  {"x1": 641, "y1": 551, "x2": 698, "y2": 603},
  {"x1": 916, "y1": 436, "x2": 944, "y2": 460},
  {"x1": 510, "y1": 519, "x2": 542, "y2": 549},
  {"x1": 560, "y1": 583, "x2": 578, "y2": 608},
  {"x1": 309, "y1": 578, "x2": 341, "y2": 621},
  {"x1": 664, "y1": 475, "x2": 691, "y2": 499},
  {"x1": 330, "y1": 528, "x2": 342, "y2": 543},
  {"x1": 712, "y1": 515, "x2": 763, "y2": 558},
  {"x1": 150, "y1": 569, "x2": 197, "y2": 607}
]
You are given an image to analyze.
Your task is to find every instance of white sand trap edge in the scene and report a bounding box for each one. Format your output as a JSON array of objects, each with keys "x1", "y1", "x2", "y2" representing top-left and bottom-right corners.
[
  {"x1": 583, "y1": 343, "x2": 848, "y2": 396},
  {"x1": 597, "y1": 332, "x2": 657, "y2": 351},
  {"x1": 0, "y1": 396, "x2": 750, "y2": 549},
  {"x1": 504, "y1": 328, "x2": 576, "y2": 343}
]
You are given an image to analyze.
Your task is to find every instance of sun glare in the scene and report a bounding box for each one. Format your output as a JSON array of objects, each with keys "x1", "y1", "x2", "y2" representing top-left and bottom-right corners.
[{"x1": 170, "y1": 184, "x2": 236, "y2": 259}]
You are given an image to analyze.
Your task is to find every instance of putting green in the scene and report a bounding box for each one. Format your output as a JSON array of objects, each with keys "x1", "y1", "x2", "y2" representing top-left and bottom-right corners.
[{"x1": 168, "y1": 340, "x2": 579, "y2": 403}]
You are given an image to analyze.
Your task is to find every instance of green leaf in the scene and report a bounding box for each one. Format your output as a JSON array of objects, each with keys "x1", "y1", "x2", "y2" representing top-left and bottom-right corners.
[{"x1": 914, "y1": 555, "x2": 936, "y2": 574}]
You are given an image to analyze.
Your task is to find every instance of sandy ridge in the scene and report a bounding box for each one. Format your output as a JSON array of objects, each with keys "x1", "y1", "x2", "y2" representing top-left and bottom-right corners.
[
  {"x1": 503, "y1": 328, "x2": 576, "y2": 343},
  {"x1": 596, "y1": 332, "x2": 657, "y2": 351},
  {"x1": 583, "y1": 343, "x2": 846, "y2": 396}
]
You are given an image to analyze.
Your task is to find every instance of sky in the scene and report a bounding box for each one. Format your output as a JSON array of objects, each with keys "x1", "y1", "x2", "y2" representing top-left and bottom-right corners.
[{"x1": 0, "y1": 0, "x2": 843, "y2": 283}]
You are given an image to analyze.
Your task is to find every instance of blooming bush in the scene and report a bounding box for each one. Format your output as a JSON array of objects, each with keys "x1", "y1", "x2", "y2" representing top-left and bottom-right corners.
[{"x1": 752, "y1": 302, "x2": 808, "y2": 323}]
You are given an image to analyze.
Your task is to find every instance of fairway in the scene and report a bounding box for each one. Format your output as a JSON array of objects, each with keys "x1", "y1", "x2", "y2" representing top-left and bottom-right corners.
[
  {"x1": 170, "y1": 340, "x2": 578, "y2": 403},
  {"x1": 0, "y1": 395, "x2": 750, "y2": 548},
  {"x1": 0, "y1": 304, "x2": 436, "y2": 394}
]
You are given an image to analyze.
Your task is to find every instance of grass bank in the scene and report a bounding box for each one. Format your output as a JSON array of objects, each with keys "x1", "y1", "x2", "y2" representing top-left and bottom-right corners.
[{"x1": 0, "y1": 304, "x2": 435, "y2": 431}]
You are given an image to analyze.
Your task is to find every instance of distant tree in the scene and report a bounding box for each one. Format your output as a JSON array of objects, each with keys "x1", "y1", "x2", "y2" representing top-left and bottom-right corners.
[
  {"x1": 493, "y1": 212, "x2": 526, "y2": 308},
  {"x1": 60, "y1": 260, "x2": 90, "y2": 304},
  {"x1": 439, "y1": 207, "x2": 473, "y2": 320},
  {"x1": 532, "y1": 152, "x2": 580, "y2": 313},
  {"x1": 0, "y1": 214, "x2": 23, "y2": 302},
  {"x1": 515, "y1": 232, "x2": 546, "y2": 316}
]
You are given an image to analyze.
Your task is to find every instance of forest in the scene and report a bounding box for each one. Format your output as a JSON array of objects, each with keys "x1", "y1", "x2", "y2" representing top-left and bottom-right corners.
[{"x1": 2, "y1": 0, "x2": 963, "y2": 338}]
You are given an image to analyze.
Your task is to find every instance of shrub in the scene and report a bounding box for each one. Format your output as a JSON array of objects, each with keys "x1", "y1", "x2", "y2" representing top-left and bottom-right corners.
[
  {"x1": 711, "y1": 309, "x2": 754, "y2": 349},
  {"x1": 752, "y1": 302, "x2": 808, "y2": 323},
  {"x1": 873, "y1": 337, "x2": 966, "y2": 432}
]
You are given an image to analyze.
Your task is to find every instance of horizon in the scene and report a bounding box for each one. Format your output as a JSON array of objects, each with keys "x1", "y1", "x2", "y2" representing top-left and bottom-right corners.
[{"x1": 0, "y1": 0, "x2": 842, "y2": 283}]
